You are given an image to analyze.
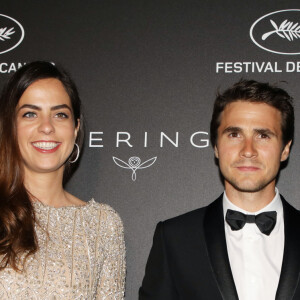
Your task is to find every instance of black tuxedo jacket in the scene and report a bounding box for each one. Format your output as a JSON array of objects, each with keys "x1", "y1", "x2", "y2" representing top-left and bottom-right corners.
[{"x1": 139, "y1": 195, "x2": 300, "y2": 299}]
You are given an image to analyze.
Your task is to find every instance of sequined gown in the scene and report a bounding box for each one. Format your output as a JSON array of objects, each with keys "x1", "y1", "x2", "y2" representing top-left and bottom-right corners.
[{"x1": 0, "y1": 200, "x2": 126, "y2": 300}]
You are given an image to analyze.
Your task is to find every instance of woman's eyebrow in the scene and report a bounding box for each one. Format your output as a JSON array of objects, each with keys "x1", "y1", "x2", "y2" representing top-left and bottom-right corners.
[
  {"x1": 18, "y1": 104, "x2": 41, "y2": 111},
  {"x1": 17, "y1": 104, "x2": 72, "y2": 112},
  {"x1": 50, "y1": 104, "x2": 72, "y2": 111}
]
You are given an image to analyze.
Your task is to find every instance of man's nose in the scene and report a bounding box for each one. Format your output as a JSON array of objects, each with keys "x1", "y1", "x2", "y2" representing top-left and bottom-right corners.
[{"x1": 240, "y1": 138, "x2": 257, "y2": 158}]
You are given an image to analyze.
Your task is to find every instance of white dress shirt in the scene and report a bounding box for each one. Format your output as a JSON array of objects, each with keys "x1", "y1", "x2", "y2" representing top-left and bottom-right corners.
[{"x1": 223, "y1": 188, "x2": 284, "y2": 300}]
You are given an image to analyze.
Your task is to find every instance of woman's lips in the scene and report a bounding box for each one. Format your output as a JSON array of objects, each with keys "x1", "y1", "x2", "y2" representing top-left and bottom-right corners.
[{"x1": 31, "y1": 141, "x2": 61, "y2": 153}]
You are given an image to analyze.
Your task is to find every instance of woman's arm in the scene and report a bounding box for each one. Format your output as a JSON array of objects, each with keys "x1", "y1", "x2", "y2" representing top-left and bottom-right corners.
[{"x1": 96, "y1": 207, "x2": 126, "y2": 299}]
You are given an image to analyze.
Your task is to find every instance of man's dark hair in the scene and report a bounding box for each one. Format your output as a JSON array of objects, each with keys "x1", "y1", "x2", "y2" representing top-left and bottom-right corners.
[{"x1": 210, "y1": 79, "x2": 294, "y2": 148}]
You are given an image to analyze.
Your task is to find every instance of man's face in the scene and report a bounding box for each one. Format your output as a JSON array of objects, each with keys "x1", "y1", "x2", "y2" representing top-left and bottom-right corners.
[{"x1": 214, "y1": 101, "x2": 291, "y2": 194}]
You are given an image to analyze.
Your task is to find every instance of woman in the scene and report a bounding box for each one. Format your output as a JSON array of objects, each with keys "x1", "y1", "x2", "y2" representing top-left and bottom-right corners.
[{"x1": 0, "y1": 61, "x2": 125, "y2": 299}]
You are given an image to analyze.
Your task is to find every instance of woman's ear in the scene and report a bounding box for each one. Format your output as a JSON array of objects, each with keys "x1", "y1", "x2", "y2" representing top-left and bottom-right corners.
[{"x1": 74, "y1": 119, "x2": 80, "y2": 138}]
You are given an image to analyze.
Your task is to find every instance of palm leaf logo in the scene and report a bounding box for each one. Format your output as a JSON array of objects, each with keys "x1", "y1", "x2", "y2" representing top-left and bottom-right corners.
[
  {"x1": 262, "y1": 19, "x2": 300, "y2": 41},
  {"x1": 0, "y1": 27, "x2": 15, "y2": 41}
]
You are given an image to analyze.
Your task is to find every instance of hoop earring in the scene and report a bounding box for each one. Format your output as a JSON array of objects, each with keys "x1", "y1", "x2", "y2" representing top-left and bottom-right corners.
[{"x1": 69, "y1": 143, "x2": 80, "y2": 163}]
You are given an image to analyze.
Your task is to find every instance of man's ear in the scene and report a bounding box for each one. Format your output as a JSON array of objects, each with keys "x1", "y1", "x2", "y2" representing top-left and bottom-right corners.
[
  {"x1": 214, "y1": 145, "x2": 219, "y2": 159},
  {"x1": 280, "y1": 140, "x2": 292, "y2": 162}
]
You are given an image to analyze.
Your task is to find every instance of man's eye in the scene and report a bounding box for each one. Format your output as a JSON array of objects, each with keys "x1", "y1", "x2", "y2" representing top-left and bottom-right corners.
[
  {"x1": 23, "y1": 112, "x2": 36, "y2": 118},
  {"x1": 55, "y1": 112, "x2": 69, "y2": 119},
  {"x1": 259, "y1": 134, "x2": 269, "y2": 139},
  {"x1": 229, "y1": 132, "x2": 239, "y2": 138}
]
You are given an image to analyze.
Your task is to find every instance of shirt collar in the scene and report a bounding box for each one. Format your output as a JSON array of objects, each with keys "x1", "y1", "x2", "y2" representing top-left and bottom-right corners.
[{"x1": 223, "y1": 187, "x2": 283, "y2": 220}]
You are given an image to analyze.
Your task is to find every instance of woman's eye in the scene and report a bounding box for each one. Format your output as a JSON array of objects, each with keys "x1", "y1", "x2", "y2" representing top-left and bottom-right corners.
[
  {"x1": 55, "y1": 112, "x2": 69, "y2": 119},
  {"x1": 23, "y1": 112, "x2": 36, "y2": 118}
]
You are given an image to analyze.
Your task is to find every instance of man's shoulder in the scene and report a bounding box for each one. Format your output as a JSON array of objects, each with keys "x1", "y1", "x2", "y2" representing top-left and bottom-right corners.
[
  {"x1": 164, "y1": 206, "x2": 207, "y2": 226},
  {"x1": 281, "y1": 195, "x2": 300, "y2": 213},
  {"x1": 161, "y1": 195, "x2": 223, "y2": 231},
  {"x1": 280, "y1": 195, "x2": 300, "y2": 226}
]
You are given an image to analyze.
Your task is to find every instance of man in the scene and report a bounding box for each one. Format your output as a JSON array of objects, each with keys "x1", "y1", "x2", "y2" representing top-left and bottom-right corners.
[{"x1": 139, "y1": 80, "x2": 300, "y2": 300}]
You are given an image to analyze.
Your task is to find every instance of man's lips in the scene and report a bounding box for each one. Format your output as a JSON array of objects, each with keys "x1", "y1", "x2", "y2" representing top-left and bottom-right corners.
[
  {"x1": 31, "y1": 141, "x2": 62, "y2": 153},
  {"x1": 236, "y1": 166, "x2": 260, "y2": 171}
]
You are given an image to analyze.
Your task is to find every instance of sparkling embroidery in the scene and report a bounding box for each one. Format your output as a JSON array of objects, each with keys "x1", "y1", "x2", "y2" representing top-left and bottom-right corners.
[{"x1": 0, "y1": 200, "x2": 126, "y2": 300}]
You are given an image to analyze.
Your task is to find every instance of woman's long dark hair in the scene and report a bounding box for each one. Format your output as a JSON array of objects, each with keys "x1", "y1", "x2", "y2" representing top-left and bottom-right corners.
[{"x1": 0, "y1": 61, "x2": 84, "y2": 271}]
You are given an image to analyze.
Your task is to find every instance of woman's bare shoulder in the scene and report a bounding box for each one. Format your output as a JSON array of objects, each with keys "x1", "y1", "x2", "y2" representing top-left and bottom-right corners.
[{"x1": 65, "y1": 191, "x2": 86, "y2": 206}]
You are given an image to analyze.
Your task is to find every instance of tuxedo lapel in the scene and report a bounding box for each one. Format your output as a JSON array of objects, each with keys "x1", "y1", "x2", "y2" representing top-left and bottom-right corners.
[
  {"x1": 204, "y1": 195, "x2": 239, "y2": 300},
  {"x1": 275, "y1": 197, "x2": 300, "y2": 300}
]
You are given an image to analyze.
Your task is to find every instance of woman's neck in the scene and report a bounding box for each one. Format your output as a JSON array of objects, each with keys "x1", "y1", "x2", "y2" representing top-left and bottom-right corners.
[{"x1": 23, "y1": 169, "x2": 70, "y2": 207}]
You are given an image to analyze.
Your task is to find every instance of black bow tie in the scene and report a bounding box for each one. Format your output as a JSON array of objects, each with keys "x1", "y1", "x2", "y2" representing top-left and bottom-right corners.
[{"x1": 225, "y1": 209, "x2": 277, "y2": 236}]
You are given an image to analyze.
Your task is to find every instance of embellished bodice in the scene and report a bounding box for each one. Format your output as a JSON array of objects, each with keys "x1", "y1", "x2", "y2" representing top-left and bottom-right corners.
[{"x1": 0, "y1": 200, "x2": 125, "y2": 300}]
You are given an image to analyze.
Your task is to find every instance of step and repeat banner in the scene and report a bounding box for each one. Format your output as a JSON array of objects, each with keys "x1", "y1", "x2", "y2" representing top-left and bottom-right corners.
[{"x1": 1, "y1": 1, "x2": 300, "y2": 298}]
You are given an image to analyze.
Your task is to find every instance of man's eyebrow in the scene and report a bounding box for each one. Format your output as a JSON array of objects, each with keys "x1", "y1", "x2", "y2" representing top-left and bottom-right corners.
[
  {"x1": 221, "y1": 126, "x2": 277, "y2": 137},
  {"x1": 254, "y1": 128, "x2": 277, "y2": 137},
  {"x1": 17, "y1": 104, "x2": 72, "y2": 112},
  {"x1": 221, "y1": 126, "x2": 242, "y2": 134}
]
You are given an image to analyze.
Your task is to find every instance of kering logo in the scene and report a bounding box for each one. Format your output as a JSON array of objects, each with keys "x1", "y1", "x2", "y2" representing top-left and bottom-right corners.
[
  {"x1": 250, "y1": 9, "x2": 300, "y2": 55},
  {"x1": 0, "y1": 14, "x2": 24, "y2": 55},
  {"x1": 113, "y1": 156, "x2": 157, "y2": 181}
]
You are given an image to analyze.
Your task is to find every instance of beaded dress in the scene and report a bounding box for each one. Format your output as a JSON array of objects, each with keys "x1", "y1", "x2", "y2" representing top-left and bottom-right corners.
[{"x1": 0, "y1": 199, "x2": 126, "y2": 300}]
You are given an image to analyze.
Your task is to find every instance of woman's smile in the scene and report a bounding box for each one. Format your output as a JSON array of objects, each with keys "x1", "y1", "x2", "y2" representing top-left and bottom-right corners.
[{"x1": 31, "y1": 140, "x2": 62, "y2": 153}]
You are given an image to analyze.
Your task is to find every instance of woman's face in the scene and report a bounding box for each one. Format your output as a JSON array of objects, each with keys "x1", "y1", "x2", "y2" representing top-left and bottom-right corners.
[{"x1": 16, "y1": 78, "x2": 79, "y2": 175}]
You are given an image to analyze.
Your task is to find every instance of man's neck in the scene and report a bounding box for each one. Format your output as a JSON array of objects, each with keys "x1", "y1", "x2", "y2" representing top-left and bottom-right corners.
[{"x1": 224, "y1": 183, "x2": 276, "y2": 212}]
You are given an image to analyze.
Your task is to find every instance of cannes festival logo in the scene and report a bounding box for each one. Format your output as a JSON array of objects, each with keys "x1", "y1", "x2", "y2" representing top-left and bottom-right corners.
[
  {"x1": 0, "y1": 14, "x2": 24, "y2": 55},
  {"x1": 113, "y1": 156, "x2": 157, "y2": 181},
  {"x1": 250, "y1": 9, "x2": 300, "y2": 55}
]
